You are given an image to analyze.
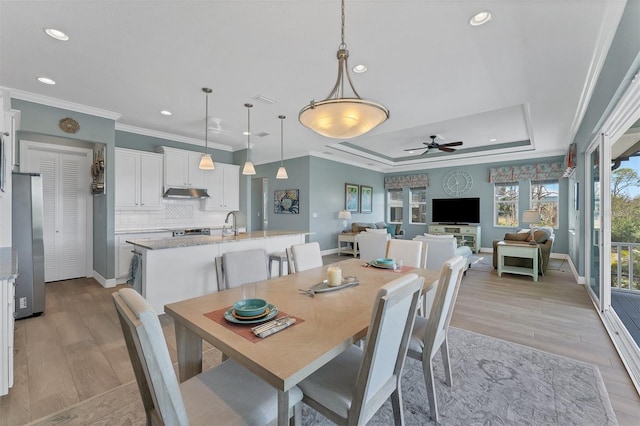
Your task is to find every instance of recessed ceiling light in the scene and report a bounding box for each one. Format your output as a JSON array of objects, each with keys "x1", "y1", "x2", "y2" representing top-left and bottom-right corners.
[
  {"x1": 242, "y1": 131, "x2": 251, "y2": 136},
  {"x1": 160, "y1": 110, "x2": 172, "y2": 116},
  {"x1": 43, "y1": 28, "x2": 69, "y2": 41},
  {"x1": 37, "y1": 77, "x2": 56, "y2": 85},
  {"x1": 469, "y1": 11, "x2": 492, "y2": 26},
  {"x1": 353, "y1": 64, "x2": 367, "y2": 73},
  {"x1": 407, "y1": 150, "x2": 415, "y2": 154},
  {"x1": 489, "y1": 138, "x2": 497, "y2": 142}
]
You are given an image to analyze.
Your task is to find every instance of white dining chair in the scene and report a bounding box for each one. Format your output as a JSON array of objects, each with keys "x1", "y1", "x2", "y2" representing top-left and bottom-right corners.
[
  {"x1": 356, "y1": 232, "x2": 391, "y2": 262},
  {"x1": 112, "y1": 288, "x2": 303, "y2": 426},
  {"x1": 297, "y1": 273, "x2": 424, "y2": 425},
  {"x1": 385, "y1": 238, "x2": 427, "y2": 268},
  {"x1": 406, "y1": 255, "x2": 465, "y2": 423},
  {"x1": 289, "y1": 242, "x2": 323, "y2": 273},
  {"x1": 216, "y1": 249, "x2": 269, "y2": 290}
]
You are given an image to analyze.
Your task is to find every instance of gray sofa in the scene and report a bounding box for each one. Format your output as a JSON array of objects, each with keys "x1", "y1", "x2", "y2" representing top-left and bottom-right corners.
[{"x1": 351, "y1": 222, "x2": 405, "y2": 238}]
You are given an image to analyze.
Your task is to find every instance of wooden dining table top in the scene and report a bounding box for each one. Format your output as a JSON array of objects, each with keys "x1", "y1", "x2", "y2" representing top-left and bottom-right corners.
[{"x1": 164, "y1": 258, "x2": 440, "y2": 392}]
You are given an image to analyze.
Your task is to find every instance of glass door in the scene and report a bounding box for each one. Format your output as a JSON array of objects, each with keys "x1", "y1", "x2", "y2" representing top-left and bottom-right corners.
[{"x1": 589, "y1": 145, "x2": 601, "y2": 300}]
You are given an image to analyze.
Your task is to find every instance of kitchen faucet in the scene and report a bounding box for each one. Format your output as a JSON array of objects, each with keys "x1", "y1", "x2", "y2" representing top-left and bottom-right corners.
[{"x1": 225, "y1": 211, "x2": 238, "y2": 236}]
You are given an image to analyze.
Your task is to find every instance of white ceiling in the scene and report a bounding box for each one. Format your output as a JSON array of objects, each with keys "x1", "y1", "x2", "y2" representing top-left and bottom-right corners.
[{"x1": 0, "y1": 1, "x2": 627, "y2": 172}]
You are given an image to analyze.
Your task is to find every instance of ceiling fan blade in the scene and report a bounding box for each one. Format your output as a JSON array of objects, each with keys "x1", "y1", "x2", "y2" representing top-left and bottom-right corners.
[
  {"x1": 440, "y1": 141, "x2": 463, "y2": 147},
  {"x1": 404, "y1": 147, "x2": 428, "y2": 151},
  {"x1": 439, "y1": 146, "x2": 456, "y2": 153}
]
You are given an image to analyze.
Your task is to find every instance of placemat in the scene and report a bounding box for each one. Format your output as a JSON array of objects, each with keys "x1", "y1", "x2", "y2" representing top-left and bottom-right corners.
[
  {"x1": 361, "y1": 264, "x2": 415, "y2": 273},
  {"x1": 204, "y1": 306, "x2": 304, "y2": 343}
]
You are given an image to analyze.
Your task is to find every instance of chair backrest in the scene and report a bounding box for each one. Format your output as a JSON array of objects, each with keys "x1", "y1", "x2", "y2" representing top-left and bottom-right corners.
[
  {"x1": 385, "y1": 239, "x2": 427, "y2": 268},
  {"x1": 350, "y1": 273, "x2": 423, "y2": 424},
  {"x1": 356, "y1": 232, "x2": 391, "y2": 262},
  {"x1": 413, "y1": 235, "x2": 456, "y2": 270},
  {"x1": 424, "y1": 255, "x2": 465, "y2": 357},
  {"x1": 112, "y1": 288, "x2": 188, "y2": 426},
  {"x1": 220, "y1": 249, "x2": 269, "y2": 290},
  {"x1": 290, "y1": 242, "x2": 323, "y2": 272}
]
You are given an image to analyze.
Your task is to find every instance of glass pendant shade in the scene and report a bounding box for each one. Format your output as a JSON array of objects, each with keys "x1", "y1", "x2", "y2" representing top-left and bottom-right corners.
[
  {"x1": 243, "y1": 161, "x2": 256, "y2": 175},
  {"x1": 299, "y1": 98, "x2": 389, "y2": 139},
  {"x1": 276, "y1": 166, "x2": 288, "y2": 179},
  {"x1": 199, "y1": 87, "x2": 215, "y2": 170},
  {"x1": 199, "y1": 153, "x2": 215, "y2": 170}
]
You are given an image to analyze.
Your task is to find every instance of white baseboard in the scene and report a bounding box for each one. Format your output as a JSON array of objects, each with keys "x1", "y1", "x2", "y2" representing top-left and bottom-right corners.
[
  {"x1": 323, "y1": 248, "x2": 339, "y2": 256},
  {"x1": 93, "y1": 270, "x2": 116, "y2": 288}
]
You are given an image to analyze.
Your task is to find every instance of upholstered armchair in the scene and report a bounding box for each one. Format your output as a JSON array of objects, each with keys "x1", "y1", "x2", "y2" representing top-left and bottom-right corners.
[{"x1": 492, "y1": 227, "x2": 555, "y2": 273}]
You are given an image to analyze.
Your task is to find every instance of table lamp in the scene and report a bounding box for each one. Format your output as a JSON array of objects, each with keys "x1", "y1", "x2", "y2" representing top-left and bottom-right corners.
[
  {"x1": 338, "y1": 210, "x2": 352, "y2": 231},
  {"x1": 521, "y1": 210, "x2": 541, "y2": 241}
]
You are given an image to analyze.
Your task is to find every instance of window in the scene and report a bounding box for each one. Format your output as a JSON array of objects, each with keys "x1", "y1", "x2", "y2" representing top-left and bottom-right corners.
[
  {"x1": 494, "y1": 183, "x2": 519, "y2": 226},
  {"x1": 387, "y1": 189, "x2": 403, "y2": 224},
  {"x1": 531, "y1": 180, "x2": 559, "y2": 228},
  {"x1": 410, "y1": 188, "x2": 427, "y2": 224}
]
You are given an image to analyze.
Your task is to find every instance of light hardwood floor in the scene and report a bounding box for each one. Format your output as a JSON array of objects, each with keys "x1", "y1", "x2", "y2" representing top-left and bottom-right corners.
[{"x1": 1, "y1": 255, "x2": 638, "y2": 425}]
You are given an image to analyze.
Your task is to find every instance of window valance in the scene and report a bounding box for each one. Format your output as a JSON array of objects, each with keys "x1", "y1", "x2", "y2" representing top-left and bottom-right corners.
[
  {"x1": 489, "y1": 162, "x2": 564, "y2": 183},
  {"x1": 384, "y1": 173, "x2": 429, "y2": 189}
]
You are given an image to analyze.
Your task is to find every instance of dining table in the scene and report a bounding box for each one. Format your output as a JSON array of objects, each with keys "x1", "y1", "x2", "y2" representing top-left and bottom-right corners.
[{"x1": 164, "y1": 257, "x2": 440, "y2": 426}]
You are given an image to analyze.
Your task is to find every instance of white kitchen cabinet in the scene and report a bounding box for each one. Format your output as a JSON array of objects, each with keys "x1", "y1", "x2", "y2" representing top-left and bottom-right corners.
[
  {"x1": 162, "y1": 147, "x2": 208, "y2": 189},
  {"x1": 202, "y1": 163, "x2": 240, "y2": 211},
  {"x1": 115, "y1": 232, "x2": 172, "y2": 282},
  {"x1": 115, "y1": 148, "x2": 163, "y2": 210}
]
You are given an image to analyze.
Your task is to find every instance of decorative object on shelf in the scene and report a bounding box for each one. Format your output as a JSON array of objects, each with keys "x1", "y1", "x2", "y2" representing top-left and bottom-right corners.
[
  {"x1": 443, "y1": 169, "x2": 473, "y2": 196},
  {"x1": 338, "y1": 210, "x2": 352, "y2": 230},
  {"x1": 359, "y1": 185, "x2": 372, "y2": 213},
  {"x1": 242, "y1": 103, "x2": 256, "y2": 175},
  {"x1": 274, "y1": 189, "x2": 299, "y2": 214},
  {"x1": 298, "y1": 0, "x2": 389, "y2": 139},
  {"x1": 521, "y1": 210, "x2": 541, "y2": 241},
  {"x1": 345, "y1": 183, "x2": 359, "y2": 212},
  {"x1": 198, "y1": 88, "x2": 215, "y2": 170},
  {"x1": 59, "y1": 117, "x2": 80, "y2": 134},
  {"x1": 276, "y1": 115, "x2": 288, "y2": 179},
  {"x1": 90, "y1": 146, "x2": 106, "y2": 194}
]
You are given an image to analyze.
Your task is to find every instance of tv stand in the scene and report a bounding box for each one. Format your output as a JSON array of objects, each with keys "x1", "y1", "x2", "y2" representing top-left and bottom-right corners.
[{"x1": 428, "y1": 224, "x2": 481, "y2": 253}]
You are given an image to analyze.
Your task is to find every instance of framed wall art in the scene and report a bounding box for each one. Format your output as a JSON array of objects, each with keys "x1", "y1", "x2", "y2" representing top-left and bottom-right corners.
[
  {"x1": 360, "y1": 185, "x2": 372, "y2": 213},
  {"x1": 274, "y1": 189, "x2": 299, "y2": 214},
  {"x1": 345, "y1": 183, "x2": 359, "y2": 212}
]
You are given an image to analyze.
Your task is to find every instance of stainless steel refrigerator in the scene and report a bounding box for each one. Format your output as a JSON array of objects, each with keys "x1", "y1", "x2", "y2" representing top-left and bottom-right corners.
[{"x1": 12, "y1": 173, "x2": 45, "y2": 319}]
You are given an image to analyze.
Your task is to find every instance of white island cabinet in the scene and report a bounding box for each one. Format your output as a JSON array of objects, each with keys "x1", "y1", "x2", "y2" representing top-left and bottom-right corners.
[
  {"x1": 0, "y1": 248, "x2": 18, "y2": 396},
  {"x1": 128, "y1": 231, "x2": 305, "y2": 313}
]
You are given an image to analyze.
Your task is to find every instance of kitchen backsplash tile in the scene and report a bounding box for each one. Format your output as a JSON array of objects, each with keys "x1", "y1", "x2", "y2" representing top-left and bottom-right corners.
[{"x1": 115, "y1": 199, "x2": 230, "y2": 231}]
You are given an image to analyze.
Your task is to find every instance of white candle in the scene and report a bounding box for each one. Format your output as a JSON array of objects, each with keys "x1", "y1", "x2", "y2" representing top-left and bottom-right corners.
[{"x1": 327, "y1": 266, "x2": 342, "y2": 286}]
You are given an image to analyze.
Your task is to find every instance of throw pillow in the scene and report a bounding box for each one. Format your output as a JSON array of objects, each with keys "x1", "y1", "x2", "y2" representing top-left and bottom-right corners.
[
  {"x1": 356, "y1": 225, "x2": 370, "y2": 233},
  {"x1": 527, "y1": 228, "x2": 552, "y2": 243},
  {"x1": 375, "y1": 222, "x2": 387, "y2": 229},
  {"x1": 386, "y1": 225, "x2": 396, "y2": 235},
  {"x1": 504, "y1": 233, "x2": 530, "y2": 242}
]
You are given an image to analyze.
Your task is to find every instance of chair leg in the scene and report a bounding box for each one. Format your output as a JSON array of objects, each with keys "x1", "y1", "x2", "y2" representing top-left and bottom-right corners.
[
  {"x1": 441, "y1": 338, "x2": 452, "y2": 387},
  {"x1": 423, "y1": 356, "x2": 439, "y2": 423},
  {"x1": 290, "y1": 402, "x2": 302, "y2": 426},
  {"x1": 390, "y1": 387, "x2": 405, "y2": 425}
]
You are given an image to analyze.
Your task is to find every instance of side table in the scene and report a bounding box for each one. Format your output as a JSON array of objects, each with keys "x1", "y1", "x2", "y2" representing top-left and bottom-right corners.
[
  {"x1": 497, "y1": 241, "x2": 540, "y2": 282},
  {"x1": 338, "y1": 233, "x2": 359, "y2": 257}
]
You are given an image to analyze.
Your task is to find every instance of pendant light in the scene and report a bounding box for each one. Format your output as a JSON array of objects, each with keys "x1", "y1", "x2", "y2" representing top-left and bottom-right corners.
[
  {"x1": 299, "y1": 0, "x2": 389, "y2": 139},
  {"x1": 198, "y1": 87, "x2": 215, "y2": 170},
  {"x1": 276, "y1": 115, "x2": 288, "y2": 179},
  {"x1": 242, "y1": 103, "x2": 256, "y2": 175}
]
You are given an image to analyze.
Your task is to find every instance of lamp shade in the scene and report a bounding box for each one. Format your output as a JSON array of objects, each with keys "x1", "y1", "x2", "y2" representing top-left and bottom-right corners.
[
  {"x1": 338, "y1": 210, "x2": 352, "y2": 220},
  {"x1": 242, "y1": 161, "x2": 256, "y2": 175},
  {"x1": 276, "y1": 166, "x2": 288, "y2": 179},
  {"x1": 299, "y1": 98, "x2": 389, "y2": 139},
  {"x1": 521, "y1": 210, "x2": 541, "y2": 225},
  {"x1": 198, "y1": 154, "x2": 215, "y2": 170}
]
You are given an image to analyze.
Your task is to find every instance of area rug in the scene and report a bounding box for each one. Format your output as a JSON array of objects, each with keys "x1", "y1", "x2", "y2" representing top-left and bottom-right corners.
[{"x1": 302, "y1": 327, "x2": 617, "y2": 425}]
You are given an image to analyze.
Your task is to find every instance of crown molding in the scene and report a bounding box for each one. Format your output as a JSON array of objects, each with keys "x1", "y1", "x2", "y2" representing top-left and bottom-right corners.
[
  {"x1": 3, "y1": 87, "x2": 121, "y2": 120},
  {"x1": 115, "y1": 123, "x2": 232, "y2": 152}
]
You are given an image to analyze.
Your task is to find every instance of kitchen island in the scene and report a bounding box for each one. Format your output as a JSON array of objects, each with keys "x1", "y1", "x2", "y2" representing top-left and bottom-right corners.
[{"x1": 127, "y1": 231, "x2": 306, "y2": 313}]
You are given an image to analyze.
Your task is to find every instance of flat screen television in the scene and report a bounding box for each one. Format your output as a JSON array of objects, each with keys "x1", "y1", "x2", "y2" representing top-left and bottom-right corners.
[{"x1": 432, "y1": 197, "x2": 480, "y2": 224}]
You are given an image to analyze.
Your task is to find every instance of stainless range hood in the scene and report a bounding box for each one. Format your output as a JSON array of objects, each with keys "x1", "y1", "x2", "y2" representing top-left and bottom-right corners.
[{"x1": 163, "y1": 187, "x2": 210, "y2": 199}]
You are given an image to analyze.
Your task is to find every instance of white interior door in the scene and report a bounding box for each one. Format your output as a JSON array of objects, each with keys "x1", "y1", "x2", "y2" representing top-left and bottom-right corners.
[{"x1": 20, "y1": 141, "x2": 91, "y2": 282}]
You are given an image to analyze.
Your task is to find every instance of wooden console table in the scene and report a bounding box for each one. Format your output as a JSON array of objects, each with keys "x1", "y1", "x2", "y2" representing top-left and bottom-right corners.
[
  {"x1": 337, "y1": 232, "x2": 358, "y2": 257},
  {"x1": 496, "y1": 241, "x2": 540, "y2": 282}
]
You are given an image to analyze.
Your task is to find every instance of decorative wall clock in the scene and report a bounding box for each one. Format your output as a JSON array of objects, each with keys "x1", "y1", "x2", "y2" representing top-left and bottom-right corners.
[
  {"x1": 443, "y1": 169, "x2": 473, "y2": 197},
  {"x1": 59, "y1": 117, "x2": 80, "y2": 134}
]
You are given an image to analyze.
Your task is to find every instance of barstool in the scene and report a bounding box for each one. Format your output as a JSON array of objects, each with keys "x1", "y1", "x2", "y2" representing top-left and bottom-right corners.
[{"x1": 268, "y1": 251, "x2": 288, "y2": 277}]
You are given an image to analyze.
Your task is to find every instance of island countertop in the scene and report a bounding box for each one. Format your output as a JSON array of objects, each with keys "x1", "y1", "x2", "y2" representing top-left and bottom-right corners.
[{"x1": 127, "y1": 230, "x2": 308, "y2": 250}]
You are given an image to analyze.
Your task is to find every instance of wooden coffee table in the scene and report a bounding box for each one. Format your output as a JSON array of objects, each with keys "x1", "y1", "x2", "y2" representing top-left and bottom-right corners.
[{"x1": 496, "y1": 241, "x2": 540, "y2": 282}]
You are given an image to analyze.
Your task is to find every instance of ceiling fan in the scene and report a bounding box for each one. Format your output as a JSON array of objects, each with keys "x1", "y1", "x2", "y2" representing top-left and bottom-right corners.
[{"x1": 404, "y1": 135, "x2": 463, "y2": 155}]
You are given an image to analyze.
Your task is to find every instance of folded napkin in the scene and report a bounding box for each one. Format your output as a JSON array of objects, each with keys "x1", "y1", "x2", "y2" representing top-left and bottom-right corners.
[{"x1": 253, "y1": 318, "x2": 297, "y2": 338}]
